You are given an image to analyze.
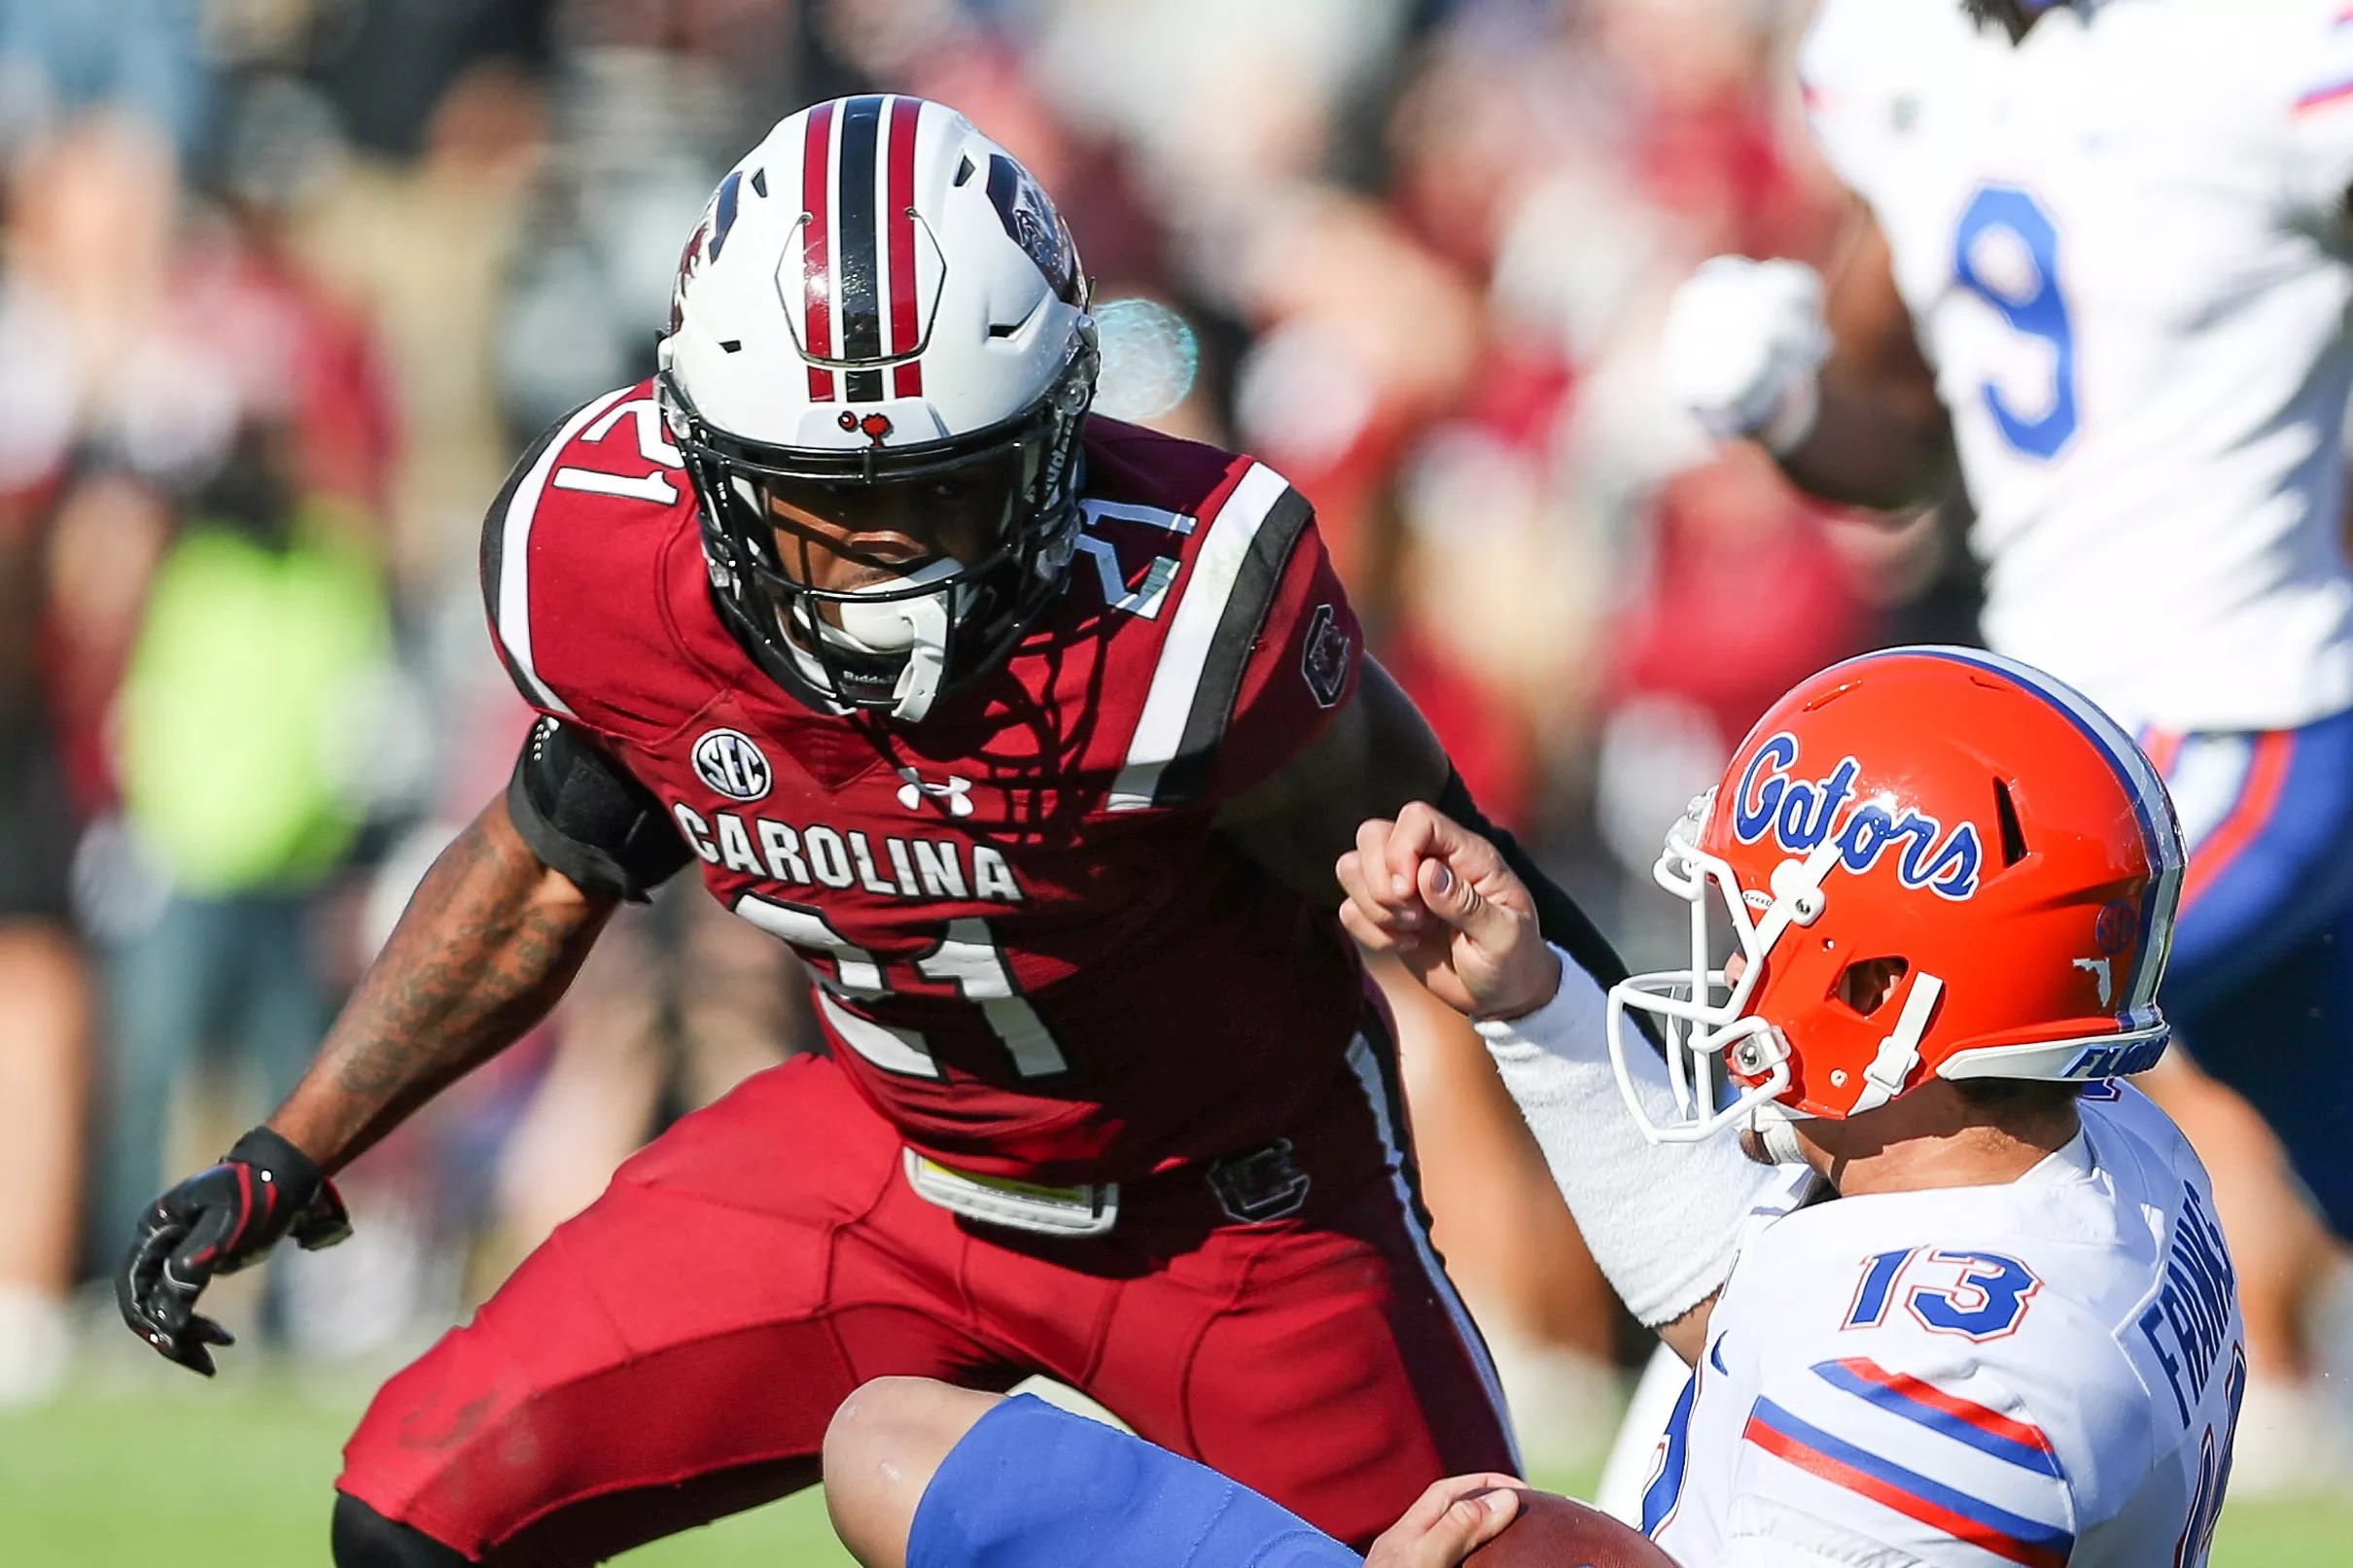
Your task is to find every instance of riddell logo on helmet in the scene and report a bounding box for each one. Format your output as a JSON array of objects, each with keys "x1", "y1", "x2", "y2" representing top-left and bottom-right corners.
[
  {"x1": 1731, "y1": 733, "x2": 1982, "y2": 900},
  {"x1": 838, "y1": 410, "x2": 894, "y2": 447}
]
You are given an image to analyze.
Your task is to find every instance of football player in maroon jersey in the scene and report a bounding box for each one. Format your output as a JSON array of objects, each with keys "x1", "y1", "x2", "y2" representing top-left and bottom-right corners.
[{"x1": 115, "y1": 97, "x2": 1635, "y2": 1568}]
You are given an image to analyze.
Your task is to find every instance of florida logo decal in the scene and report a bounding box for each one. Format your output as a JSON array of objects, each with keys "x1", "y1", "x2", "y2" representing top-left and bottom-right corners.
[{"x1": 1731, "y1": 733, "x2": 1981, "y2": 900}]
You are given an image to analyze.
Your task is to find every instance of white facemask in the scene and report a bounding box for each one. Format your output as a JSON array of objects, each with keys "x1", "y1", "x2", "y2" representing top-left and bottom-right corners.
[{"x1": 1603, "y1": 790, "x2": 1843, "y2": 1143}]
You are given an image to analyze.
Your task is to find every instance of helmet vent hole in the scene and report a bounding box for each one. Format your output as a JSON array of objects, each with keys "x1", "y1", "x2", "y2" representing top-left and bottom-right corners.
[
  {"x1": 750, "y1": 167, "x2": 768, "y2": 198},
  {"x1": 955, "y1": 155, "x2": 976, "y2": 187},
  {"x1": 1992, "y1": 777, "x2": 2029, "y2": 867},
  {"x1": 1836, "y1": 957, "x2": 1910, "y2": 1018}
]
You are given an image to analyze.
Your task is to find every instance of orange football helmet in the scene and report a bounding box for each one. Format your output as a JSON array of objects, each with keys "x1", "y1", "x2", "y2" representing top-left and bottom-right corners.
[{"x1": 1605, "y1": 646, "x2": 2187, "y2": 1142}]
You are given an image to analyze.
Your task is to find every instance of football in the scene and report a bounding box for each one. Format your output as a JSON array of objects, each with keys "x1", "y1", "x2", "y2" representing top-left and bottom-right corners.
[{"x1": 1462, "y1": 1488, "x2": 1678, "y2": 1568}]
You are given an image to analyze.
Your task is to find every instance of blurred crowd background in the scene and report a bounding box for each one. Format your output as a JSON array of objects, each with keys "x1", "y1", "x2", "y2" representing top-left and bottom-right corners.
[{"x1": 0, "y1": 0, "x2": 2020, "y2": 1448}]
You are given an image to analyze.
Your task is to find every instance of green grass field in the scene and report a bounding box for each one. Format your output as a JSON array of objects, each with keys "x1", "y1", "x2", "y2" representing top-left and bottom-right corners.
[{"x1": 3, "y1": 1374, "x2": 2347, "y2": 1565}]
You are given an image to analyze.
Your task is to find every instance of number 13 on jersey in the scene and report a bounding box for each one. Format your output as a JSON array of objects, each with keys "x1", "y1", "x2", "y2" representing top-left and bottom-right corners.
[{"x1": 1844, "y1": 1246, "x2": 2041, "y2": 1339}]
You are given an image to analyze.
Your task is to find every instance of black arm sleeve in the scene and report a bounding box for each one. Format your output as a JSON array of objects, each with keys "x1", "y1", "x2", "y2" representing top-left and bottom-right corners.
[
  {"x1": 507, "y1": 716, "x2": 694, "y2": 902},
  {"x1": 1434, "y1": 769, "x2": 1664, "y2": 1048}
]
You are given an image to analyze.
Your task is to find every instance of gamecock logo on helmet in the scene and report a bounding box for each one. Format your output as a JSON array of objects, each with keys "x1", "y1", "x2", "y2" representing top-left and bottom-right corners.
[
  {"x1": 668, "y1": 169, "x2": 745, "y2": 336},
  {"x1": 985, "y1": 154, "x2": 1080, "y2": 304}
]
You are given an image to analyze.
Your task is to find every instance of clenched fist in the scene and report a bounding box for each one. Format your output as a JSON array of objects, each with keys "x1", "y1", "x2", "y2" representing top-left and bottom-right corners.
[{"x1": 1335, "y1": 802, "x2": 1562, "y2": 1023}]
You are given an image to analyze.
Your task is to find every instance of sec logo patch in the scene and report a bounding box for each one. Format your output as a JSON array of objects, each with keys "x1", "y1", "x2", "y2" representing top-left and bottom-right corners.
[{"x1": 692, "y1": 728, "x2": 772, "y2": 801}]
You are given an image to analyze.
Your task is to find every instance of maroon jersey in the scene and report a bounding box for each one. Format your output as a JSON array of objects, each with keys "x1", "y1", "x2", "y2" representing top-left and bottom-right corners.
[{"x1": 483, "y1": 382, "x2": 1368, "y2": 1183}]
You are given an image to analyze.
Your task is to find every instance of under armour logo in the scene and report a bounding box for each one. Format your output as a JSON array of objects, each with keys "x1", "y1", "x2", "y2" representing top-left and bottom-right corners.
[{"x1": 896, "y1": 768, "x2": 975, "y2": 818}]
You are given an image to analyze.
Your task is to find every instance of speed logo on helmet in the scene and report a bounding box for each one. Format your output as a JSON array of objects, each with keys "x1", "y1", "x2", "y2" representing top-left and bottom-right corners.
[
  {"x1": 692, "y1": 728, "x2": 773, "y2": 802},
  {"x1": 1730, "y1": 733, "x2": 1983, "y2": 901}
]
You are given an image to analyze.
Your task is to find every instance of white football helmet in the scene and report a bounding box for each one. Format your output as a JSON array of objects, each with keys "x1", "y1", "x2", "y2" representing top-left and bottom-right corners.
[{"x1": 658, "y1": 94, "x2": 1097, "y2": 721}]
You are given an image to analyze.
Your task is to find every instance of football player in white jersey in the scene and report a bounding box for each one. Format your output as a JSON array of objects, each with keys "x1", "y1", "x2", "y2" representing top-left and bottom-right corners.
[
  {"x1": 818, "y1": 647, "x2": 2243, "y2": 1568},
  {"x1": 1663, "y1": 0, "x2": 2353, "y2": 1471}
]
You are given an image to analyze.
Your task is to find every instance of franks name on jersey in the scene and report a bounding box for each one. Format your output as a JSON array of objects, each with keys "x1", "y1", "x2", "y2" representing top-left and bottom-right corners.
[
  {"x1": 673, "y1": 802, "x2": 1025, "y2": 904},
  {"x1": 2139, "y1": 1179, "x2": 2237, "y2": 1425},
  {"x1": 481, "y1": 386, "x2": 1367, "y2": 1182}
]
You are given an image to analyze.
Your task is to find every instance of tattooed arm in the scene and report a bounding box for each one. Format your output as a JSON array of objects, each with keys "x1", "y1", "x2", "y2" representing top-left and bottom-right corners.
[
  {"x1": 269, "y1": 793, "x2": 618, "y2": 1172},
  {"x1": 115, "y1": 793, "x2": 618, "y2": 1373}
]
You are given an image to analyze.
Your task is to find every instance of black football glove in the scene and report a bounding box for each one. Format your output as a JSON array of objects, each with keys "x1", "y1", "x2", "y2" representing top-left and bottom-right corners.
[{"x1": 116, "y1": 1126, "x2": 352, "y2": 1376}]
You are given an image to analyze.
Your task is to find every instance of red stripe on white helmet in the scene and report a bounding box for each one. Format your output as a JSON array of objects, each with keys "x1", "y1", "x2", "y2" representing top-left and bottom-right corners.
[
  {"x1": 887, "y1": 95, "x2": 925, "y2": 399},
  {"x1": 800, "y1": 100, "x2": 837, "y2": 401}
]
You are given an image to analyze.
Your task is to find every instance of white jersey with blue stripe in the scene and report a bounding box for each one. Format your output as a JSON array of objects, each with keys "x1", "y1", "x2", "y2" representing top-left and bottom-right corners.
[
  {"x1": 1645, "y1": 1085, "x2": 2245, "y2": 1568},
  {"x1": 1801, "y1": 0, "x2": 2353, "y2": 735}
]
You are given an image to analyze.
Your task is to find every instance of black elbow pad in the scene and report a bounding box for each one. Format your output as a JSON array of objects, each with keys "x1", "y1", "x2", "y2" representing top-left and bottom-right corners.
[{"x1": 507, "y1": 716, "x2": 692, "y2": 901}]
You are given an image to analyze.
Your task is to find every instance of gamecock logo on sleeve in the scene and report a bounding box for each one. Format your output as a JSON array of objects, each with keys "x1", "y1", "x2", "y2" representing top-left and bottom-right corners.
[{"x1": 1301, "y1": 603, "x2": 1351, "y2": 710}]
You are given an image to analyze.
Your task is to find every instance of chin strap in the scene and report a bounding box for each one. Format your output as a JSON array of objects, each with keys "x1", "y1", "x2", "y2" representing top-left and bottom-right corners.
[
  {"x1": 1848, "y1": 971, "x2": 1945, "y2": 1116},
  {"x1": 1749, "y1": 1102, "x2": 1813, "y2": 1167},
  {"x1": 891, "y1": 637, "x2": 946, "y2": 722}
]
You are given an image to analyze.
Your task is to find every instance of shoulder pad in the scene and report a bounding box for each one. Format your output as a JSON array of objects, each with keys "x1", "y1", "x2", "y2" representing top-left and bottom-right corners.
[
  {"x1": 479, "y1": 383, "x2": 704, "y2": 729},
  {"x1": 1086, "y1": 449, "x2": 1342, "y2": 812}
]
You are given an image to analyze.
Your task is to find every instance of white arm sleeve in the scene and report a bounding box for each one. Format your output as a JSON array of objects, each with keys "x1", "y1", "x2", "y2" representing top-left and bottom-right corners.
[{"x1": 1477, "y1": 947, "x2": 1789, "y2": 1328}]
